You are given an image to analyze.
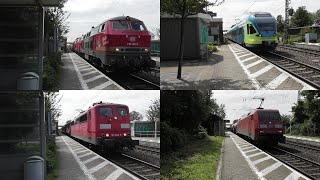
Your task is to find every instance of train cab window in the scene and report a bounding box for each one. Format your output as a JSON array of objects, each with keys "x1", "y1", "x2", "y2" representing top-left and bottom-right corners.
[
  {"x1": 131, "y1": 21, "x2": 147, "y2": 31},
  {"x1": 258, "y1": 111, "x2": 280, "y2": 121},
  {"x1": 79, "y1": 113, "x2": 87, "y2": 122},
  {"x1": 112, "y1": 21, "x2": 129, "y2": 30},
  {"x1": 249, "y1": 25, "x2": 256, "y2": 34},
  {"x1": 100, "y1": 24, "x2": 106, "y2": 32},
  {"x1": 117, "y1": 107, "x2": 128, "y2": 116},
  {"x1": 99, "y1": 107, "x2": 112, "y2": 117}
]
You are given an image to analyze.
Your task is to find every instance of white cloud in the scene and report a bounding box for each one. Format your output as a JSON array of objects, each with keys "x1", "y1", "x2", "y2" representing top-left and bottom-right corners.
[
  {"x1": 212, "y1": 90, "x2": 299, "y2": 123},
  {"x1": 63, "y1": 0, "x2": 160, "y2": 42},
  {"x1": 58, "y1": 90, "x2": 159, "y2": 125},
  {"x1": 209, "y1": 0, "x2": 320, "y2": 30}
]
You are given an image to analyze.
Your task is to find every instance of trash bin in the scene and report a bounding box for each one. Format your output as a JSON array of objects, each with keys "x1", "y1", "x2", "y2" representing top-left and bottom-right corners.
[
  {"x1": 17, "y1": 72, "x2": 39, "y2": 90},
  {"x1": 24, "y1": 156, "x2": 44, "y2": 180}
]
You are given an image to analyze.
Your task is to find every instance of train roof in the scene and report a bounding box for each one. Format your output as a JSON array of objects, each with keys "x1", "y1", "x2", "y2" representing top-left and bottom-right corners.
[
  {"x1": 108, "y1": 16, "x2": 142, "y2": 22},
  {"x1": 227, "y1": 12, "x2": 275, "y2": 33}
]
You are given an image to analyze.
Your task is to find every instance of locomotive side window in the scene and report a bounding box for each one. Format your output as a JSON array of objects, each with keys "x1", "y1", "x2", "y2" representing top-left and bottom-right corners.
[
  {"x1": 247, "y1": 24, "x2": 249, "y2": 34},
  {"x1": 112, "y1": 21, "x2": 129, "y2": 30},
  {"x1": 131, "y1": 21, "x2": 147, "y2": 31},
  {"x1": 117, "y1": 107, "x2": 128, "y2": 116},
  {"x1": 99, "y1": 107, "x2": 112, "y2": 116}
]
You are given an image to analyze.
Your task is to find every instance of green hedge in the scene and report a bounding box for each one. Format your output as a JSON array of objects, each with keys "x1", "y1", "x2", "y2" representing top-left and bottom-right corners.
[
  {"x1": 46, "y1": 136, "x2": 58, "y2": 180},
  {"x1": 161, "y1": 122, "x2": 188, "y2": 153},
  {"x1": 43, "y1": 53, "x2": 62, "y2": 90}
]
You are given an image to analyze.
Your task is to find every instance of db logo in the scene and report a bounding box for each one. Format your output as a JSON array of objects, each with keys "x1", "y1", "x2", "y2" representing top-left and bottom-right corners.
[{"x1": 129, "y1": 36, "x2": 136, "y2": 42}]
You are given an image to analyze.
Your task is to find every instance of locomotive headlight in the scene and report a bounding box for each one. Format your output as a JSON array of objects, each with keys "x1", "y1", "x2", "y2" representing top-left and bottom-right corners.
[
  {"x1": 115, "y1": 48, "x2": 120, "y2": 52},
  {"x1": 144, "y1": 48, "x2": 149, "y2": 52},
  {"x1": 106, "y1": 133, "x2": 109, "y2": 137},
  {"x1": 259, "y1": 131, "x2": 264, "y2": 133},
  {"x1": 124, "y1": 133, "x2": 127, "y2": 136}
]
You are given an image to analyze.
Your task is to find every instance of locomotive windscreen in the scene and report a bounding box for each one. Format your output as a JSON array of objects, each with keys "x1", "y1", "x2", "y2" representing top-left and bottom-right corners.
[
  {"x1": 112, "y1": 21, "x2": 129, "y2": 30},
  {"x1": 99, "y1": 107, "x2": 112, "y2": 116},
  {"x1": 131, "y1": 21, "x2": 147, "y2": 31},
  {"x1": 117, "y1": 107, "x2": 128, "y2": 116},
  {"x1": 256, "y1": 19, "x2": 276, "y2": 31},
  {"x1": 258, "y1": 111, "x2": 281, "y2": 121}
]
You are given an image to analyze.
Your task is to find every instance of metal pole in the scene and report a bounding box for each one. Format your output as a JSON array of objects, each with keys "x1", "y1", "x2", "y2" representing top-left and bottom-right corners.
[
  {"x1": 154, "y1": 120, "x2": 157, "y2": 139},
  {"x1": 39, "y1": 92, "x2": 46, "y2": 179},
  {"x1": 38, "y1": 6, "x2": 44, "y2": 90},
  {"x1": 284, "y1": 0, "x2": 290, "y2": 44}
]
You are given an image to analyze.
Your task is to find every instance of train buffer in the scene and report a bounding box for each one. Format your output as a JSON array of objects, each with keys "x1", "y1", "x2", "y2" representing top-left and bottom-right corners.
[{"x1": 56, "y1": 135, "x2": 139, "y2": 180}]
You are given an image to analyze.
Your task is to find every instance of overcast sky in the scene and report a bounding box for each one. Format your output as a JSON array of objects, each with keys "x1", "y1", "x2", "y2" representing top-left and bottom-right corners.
[
  {"x1": 209, "y1": 0, "x2": 320, "y2": 30},
  {"x1": 212, "y1": 90, "x2": 299, "y2": 123},
  {"x1": 58, "y1": 90, "x2": 159, "y2": 125},
  {"x1": 63, "y1": 0, "x2": 160, "y2": 42}
]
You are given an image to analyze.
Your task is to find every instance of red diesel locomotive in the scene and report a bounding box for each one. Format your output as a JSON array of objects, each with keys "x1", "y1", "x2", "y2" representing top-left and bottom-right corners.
[
  {"x1": 73, "y1": 16, "x2": 155, "y2": 72},
  {"x1": 235, "y1": 109, "x2": 285, "y2": 145},
  {"x1": 64, "y1": 102, "x2": 138, "y2": 150}
]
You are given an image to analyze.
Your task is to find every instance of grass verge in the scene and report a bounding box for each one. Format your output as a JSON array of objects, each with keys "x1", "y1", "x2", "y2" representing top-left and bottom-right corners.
[
  {"x1": 161, "y1": 136, "x2": 224, "y2": 180},
  {"x1": 46, "y1": 136, "x2": 59, "y2": 180}
]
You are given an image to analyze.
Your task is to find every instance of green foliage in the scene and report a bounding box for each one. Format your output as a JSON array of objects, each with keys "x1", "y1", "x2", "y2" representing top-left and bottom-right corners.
[
  {"x1": 161, "y1": 0, "x2": 223, "y2": 17},
  {"x1": 288, "y1": 35, "x2": 302, "y2": 44},
  {"x1": 46, "y1": 136, "x2": 58, "y2": 179},
  {"x1": 291, "y1": 91, "x2": 320, "y2": 136},
  {"x1": 130, "y1": 111, "x2": 143, "y2": 121},
  {"x1": 146, "y1": 99, "x2": 160, "y2": 121},
  {"x1": 43, "y1": 53, "x2": 62, "y2": 90},
  {"x1": 196, "y1": 126, "x2": 208, "y2": 139},
  {"x1": 276, "y1": 15, "x2": 284, "y2": 32},
  {"x1": 291, "y1": 6, "x2": 314, "y2": 27},
  {"x1": 161, "y1": 122, "x2": 188, "y2": 153},
  {"x1": 208, "y1": 44, "x2": 218, "y2": 52},
  {"x1": 314, "y1": 9, "x2": 320, "y2": 25}
]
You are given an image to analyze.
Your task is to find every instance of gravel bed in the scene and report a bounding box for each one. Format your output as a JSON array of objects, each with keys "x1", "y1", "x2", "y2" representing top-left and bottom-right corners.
[
  {"x1": 123, "y1": 148, "x2": 160, "y2": 167},
  {"x1": 274, "y1": 46, "x2": 320, "y2": 68},
  {"x1": 277, "y1": 142, "x2": 320, "y2": 164}
]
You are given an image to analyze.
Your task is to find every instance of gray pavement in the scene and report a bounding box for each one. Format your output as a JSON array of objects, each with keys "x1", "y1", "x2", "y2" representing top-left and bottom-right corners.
[
  {"x1": 160, "y1": 44, "x2": 255, "y2": 89},
  {"x1": 56, "y1": 136, "x2": 88, "y2": 180},
  {"x1": 58, "y1": 53, "x2": 123, "y2": 90},
  {"x1": 222, "y1": 133, "x2": 258, "y2": 180}
]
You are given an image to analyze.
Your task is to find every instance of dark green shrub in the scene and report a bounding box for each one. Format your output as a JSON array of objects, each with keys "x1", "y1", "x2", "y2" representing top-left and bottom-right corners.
[
  {"x1": 161, "y1": 122, "x2": 187, "y2": 153},
  {"x1": 43, "y1": 53, "x2": 62, "y2": 90}
]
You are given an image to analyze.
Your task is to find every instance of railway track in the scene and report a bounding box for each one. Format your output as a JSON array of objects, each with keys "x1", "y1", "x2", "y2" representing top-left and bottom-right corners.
[
  {"x1": 258, "y1": 51, "x2": 320, "y2": 89},
  {"x1": 110, "y1": 73, "x2": 160, "y2": 90},
  {"x1": 281, "y1": 141, "x2": 320, "y2": 154},
  {"x1": 108, "y1": 153, "x2": 160, "y2": 180},
  {"x1": 277, "y1": 45, "x2": 320, "y2": 57},
  {"x1": 263, "y1": 146, "x2": 320, "y2": 180},
  {"x1": 135, "y1": 145, "x2": 160, "y2": 155}
]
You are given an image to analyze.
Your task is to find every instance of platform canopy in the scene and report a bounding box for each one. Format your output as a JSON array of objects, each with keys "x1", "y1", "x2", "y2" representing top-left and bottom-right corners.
[{"x1": 0, "y1": 0, "x2": 60, "y2": 6}]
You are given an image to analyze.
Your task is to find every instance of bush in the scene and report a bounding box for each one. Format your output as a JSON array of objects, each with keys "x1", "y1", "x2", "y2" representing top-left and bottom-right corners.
[
  {"x1": 43, "y1": 53, "x2": 62, "y2": 90},
  {"x1": 161, "y1": 122, "x2": 188, "y2": 153},
  {"x1": 46, "y1": 136, "x2": 58, "y2": 179},
  {"x1": 288, "y1": 35, "x2": 302, "y2": 44},
  {"x1": 195, "y1": 126, "x2": 209, "y2": 139}
]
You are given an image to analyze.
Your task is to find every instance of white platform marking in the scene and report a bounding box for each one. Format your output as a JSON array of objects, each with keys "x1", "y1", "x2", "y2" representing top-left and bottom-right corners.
[
  {"x1": 88, "y1": 161, "x2": 110, "y2": 174},
  {"x1": 82, "y1": 156, "x2": 100, "y2": 164},
  {"x1": 248, "y1": 152, "x2": 264, "y2": 158},
  {"x1": 253, "y1": 156, "x2": 271, "y2": 165},
  {"x1": 242, "y1": 56, "x2": 258, "y2": 63},
  {"x1": 265, "y1": 73, "x2": 288, "y2": 89},
  {"x1": 250, "y1": 65, "x2": 273, "y2": 78},
  {"x1": 246, "y1": 60, "x2": 263, "y2": 68},
  {"x1": 105, "y1": 169, "x2": 124, "y2": 180},
  {"x1": 260, "y1": 162, "x2": 282, "y2": 176},
  {"x1": 84, "y1": 74, "x2": 104, "y2": 83},
  {"x1": 284, "y1": 172, "x2": 302, "y2": 180},
  {"x1": 92, "y1": 81, "x2": 113, "y2": 90},
  {"x1": 69, "y1": 53, "x2": 89, "y2": 89},
  {"x1": 78, "y1": 152, "x2": 92, "y2": 158},
  {"x1": 238, "y1": 52, "x2": 253, "y2": 58}
]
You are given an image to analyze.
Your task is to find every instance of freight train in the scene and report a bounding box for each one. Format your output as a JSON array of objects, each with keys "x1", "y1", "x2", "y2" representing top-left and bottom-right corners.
[
  {"x1": 234, "y1": 108, "x2": 285, "y2": 145},
  {"x1": 226, "y1": 12, "x2": 278, "y2": 49},
  {"x1": 73, "y1": 16, "x2": 155, "y2": 72},
  {"x1": 62, "y1": 101, "x2": 138, "y2": 151}
]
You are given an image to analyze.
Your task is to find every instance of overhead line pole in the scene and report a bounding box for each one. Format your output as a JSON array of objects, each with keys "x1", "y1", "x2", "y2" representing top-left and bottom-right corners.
[{"x1": 284, "y1": 0, "x2": 291, "y2": 44}]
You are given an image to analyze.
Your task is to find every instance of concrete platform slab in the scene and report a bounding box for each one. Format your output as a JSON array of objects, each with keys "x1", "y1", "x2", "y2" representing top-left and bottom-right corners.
[
  {"x1": 56, "y1": 136, "x2": 139, "y2": 180},
  {"x1": 284, "y1": 135, "x2": 320, "y2": 147},
  {"x1": 294, "y1": 42, "x2": 320, "y2": 51},
  {"x1": 132, "y1": 137, "x2": 160, "y2": 148},
  {"x1": 222, "y1": 132, "x2": 310, "y2": 180},
  {"x1": 59, "y1": 53, "x2": 124, "y2": 90}
]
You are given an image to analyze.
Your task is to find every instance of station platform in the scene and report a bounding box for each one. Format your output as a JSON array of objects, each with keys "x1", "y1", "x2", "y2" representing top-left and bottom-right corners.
[
  {"x1": 294, "y1": 42, "x2": 320, "y2": 51},
  {"x1": 160, "y1": 43, "x2": 314, "y2": 90},
  {"x1": 56, "y1": 135, "x2": 138, "y2": 180},
  {"x1": 220, "y1": 132, "x2": 309, "y2": 180},
  {"x1": 59, "y1": 53, "x2": 124, "y2": 90},
  {"x1": 132, "y1": 137, "x2": 160, "y2": 148},
  {"x1": 285, "y1": 135, "x2": 320, "y2": 147}
]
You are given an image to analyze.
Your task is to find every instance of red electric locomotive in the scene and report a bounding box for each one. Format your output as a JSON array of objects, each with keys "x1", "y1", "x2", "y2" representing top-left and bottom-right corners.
[
  {"x1": 74, "y1": 16, "x2": 155, "y2": 72},
  {"x1": 235, "y1": 109, "x2": 285, "y2": 145},
  {"x1": 69, "y1": 101, "x2": 138, "y2": 150}
]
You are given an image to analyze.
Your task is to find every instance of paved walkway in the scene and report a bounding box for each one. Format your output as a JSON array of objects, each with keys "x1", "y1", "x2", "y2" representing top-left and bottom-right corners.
[
  {"x1": 160, "y1": 45, "x2": 254, "y2": 89},
  {"x1": 221, "y1": 132, "x2": 309, "y2": 180},
  {"x1": 58, "y1": 53, "x2": 123, "y2": 90},
  {"x1": 56, "y1": 136, "x2": 138, "y2": 180}
]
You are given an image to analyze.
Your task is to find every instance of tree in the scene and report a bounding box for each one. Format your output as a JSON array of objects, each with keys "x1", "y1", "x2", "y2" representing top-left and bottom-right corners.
[
  {"x1": 151, "y1": 27, "x2": 160, "y2": 39},
  {"x1": 291, "y1": 6, "x2": 314, "y2": 27},
  {"x1": 276, "y1": 15, "x2": 284, "y2": 32},
  {"x1": 130, "y1": 111, "x2": 143, "y2": 121},
  {"x1": 161, "y1": 0, "x2": 224, "y2": 79},
  {"x1": 313, "y1": 9, "x2": 320, "y2": 25},
  {"x1": 146, "y1": 99, "x2": 160, "y2": 121}
]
